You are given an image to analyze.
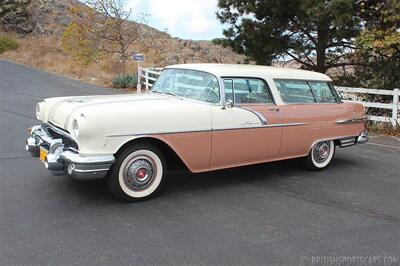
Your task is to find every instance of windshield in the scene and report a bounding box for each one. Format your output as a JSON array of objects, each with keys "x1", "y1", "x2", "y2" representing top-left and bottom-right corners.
[{"x1": 152, "y1": 69, "x2": 220, "y2": 103}]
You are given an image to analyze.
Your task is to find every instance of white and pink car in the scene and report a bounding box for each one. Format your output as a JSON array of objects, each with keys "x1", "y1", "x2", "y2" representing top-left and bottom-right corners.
[{"x1": 26, "y1": 64, "x2": 368, "y2": 201}]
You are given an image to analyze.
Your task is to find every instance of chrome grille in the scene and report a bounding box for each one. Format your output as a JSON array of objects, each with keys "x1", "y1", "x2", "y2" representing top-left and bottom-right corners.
[{"x1": 42, "y1": 123, "x2": 78, "y2": 150}]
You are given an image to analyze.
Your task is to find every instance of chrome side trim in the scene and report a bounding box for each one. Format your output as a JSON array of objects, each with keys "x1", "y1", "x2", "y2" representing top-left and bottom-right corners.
[
  {"x1": 263, "y1": 122, "x2": 308, "y2": 128},
  {"x1": 106, "y1": 122, "x2": 309, "y2": 137},
  {"x1": 107, "y1": 129, "x2": 207, "y2": 137},
  {"x1": 213, "y1": 122, "x2": 308, "y2": 131},
  {"x1": 336, "y1": 117, "x2": 366, "y2": 124},
  {"x1": 238, "y1": 107, "x2": 268, "y2": 125}
]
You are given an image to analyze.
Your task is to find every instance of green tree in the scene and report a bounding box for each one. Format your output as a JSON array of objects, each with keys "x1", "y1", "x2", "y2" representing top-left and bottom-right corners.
[
  {"x1": 216, "y1": 0, "x2": 362, "y2": 73},
  {"x1": 354, "y1": 0, "x2": 400, "y2": 90}
]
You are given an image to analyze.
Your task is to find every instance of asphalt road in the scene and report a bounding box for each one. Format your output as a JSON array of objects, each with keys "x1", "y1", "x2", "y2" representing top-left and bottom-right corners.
[{"x1": 0, "y1": 60, "x2": 399, "y2": 265}]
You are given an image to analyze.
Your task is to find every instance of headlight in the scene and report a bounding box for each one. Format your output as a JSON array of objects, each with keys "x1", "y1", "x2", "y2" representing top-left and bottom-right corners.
[
  {"x1": 36, "y1": 103, "x2": 41, "y2": 120},
  {"x1": 72, "y1": 119, "x2": 79, "y2": 139}
]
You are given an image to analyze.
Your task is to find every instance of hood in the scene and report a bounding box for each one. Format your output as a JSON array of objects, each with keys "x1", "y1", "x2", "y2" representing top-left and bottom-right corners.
[{"x1": 42, "y1": 93, "x2": 171, "y2": 129}]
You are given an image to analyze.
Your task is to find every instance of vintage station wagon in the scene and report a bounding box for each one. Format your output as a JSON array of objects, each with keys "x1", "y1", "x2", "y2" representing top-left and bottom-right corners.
[{"x1": 26, "y1": 64, "x2": 368, "y2": 201}]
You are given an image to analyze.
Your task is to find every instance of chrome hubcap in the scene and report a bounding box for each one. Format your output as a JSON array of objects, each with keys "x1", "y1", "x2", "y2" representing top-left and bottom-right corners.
[
  {"x1": 313, "y1": 141, "x2": 330, "y2": 163},
  {"x1": 123, "y1": 156, "x2": 156, "y2": 191}
]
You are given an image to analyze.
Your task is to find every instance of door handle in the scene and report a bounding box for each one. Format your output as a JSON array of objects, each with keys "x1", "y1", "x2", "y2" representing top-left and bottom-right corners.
[{"x1": 268, "y1": 107, "x2": 280, "y2": 111}]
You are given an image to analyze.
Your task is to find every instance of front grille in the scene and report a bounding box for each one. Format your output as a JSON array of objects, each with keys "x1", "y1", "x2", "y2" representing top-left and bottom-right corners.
[{"x1": 42, "y1": 123, "x2": 79, "y2": 150}]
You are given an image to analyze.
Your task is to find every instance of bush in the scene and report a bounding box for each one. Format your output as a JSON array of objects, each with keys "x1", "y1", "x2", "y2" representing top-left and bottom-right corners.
[
  {"x1": 366, "y1": 121, "x2": 400, "y2": 136},
  {"x1": 112, "y1": 74, "x2": 138, "y2": 89},
  {"x1": 0, "y1": 35, "x2": 19, "y2": 54}
]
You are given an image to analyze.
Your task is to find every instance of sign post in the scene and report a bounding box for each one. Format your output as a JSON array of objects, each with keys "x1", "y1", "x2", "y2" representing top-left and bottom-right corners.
[{"x1": 133, "y1": 54, "x2": 145, "y2": 93}]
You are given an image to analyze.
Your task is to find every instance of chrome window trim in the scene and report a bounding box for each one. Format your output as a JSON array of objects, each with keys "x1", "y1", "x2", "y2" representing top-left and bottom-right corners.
[
  {"x1": 308, "y1": 81, "x2": 342, "y2": 104},
  {"x1": 274, "y1": 79, "x2": 317, "y2": 104},
  {"x1": 221, "y1": 76, "x2": 277, "y2": 105},
  {"x1": 274, "y1": 78, "x2": 342, "y2": 104},
  {"x1": 328, "y1": 83, "x2": 343, "y2": 103},
  {"x1": 151, "y1": 68, "x2": 223, "y2": 106},
  {"x1": 307, "y1": 81, "x2": 319, "y2": 103}
]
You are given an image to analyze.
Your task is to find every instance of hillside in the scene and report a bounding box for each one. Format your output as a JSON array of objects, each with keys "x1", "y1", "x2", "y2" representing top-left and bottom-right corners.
[{"x1": 0, "y1": 0, "x2": 246, "y2": 86}]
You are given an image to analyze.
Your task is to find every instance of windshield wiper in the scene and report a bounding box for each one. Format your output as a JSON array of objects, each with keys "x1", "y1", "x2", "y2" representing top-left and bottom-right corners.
[
  {"x1": 164, "y1": 92, "x2": 177, "y2": 97},
  {"x1": 152, "y1": 90, "x2": 179, "y2": 98}
]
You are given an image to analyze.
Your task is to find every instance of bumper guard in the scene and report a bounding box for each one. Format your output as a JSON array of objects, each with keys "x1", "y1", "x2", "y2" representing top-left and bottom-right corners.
[
  {"x1": 26, "y1": 124, "x2": 115, "y2": 180},
  {"x1": 357, "y1": 131, "x2": 369, "y2": 144}
]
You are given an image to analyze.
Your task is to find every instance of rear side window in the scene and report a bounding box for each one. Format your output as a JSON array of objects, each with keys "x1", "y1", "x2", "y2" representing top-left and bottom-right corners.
[
  {"x1": 309, "y1": 82, "x2": 339, "y2": 103},
  {"x1": 274, "y1": 80, "x2": 340, "y2": 104},
  {"x1": 274, "y1": 80, "x2": 316, "y2": 103},
  {"x1": 223, "y1": 78, "x2": 274, "y2": 104}
]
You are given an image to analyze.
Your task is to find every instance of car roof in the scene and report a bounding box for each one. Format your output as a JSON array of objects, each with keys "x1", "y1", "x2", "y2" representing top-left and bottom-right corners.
[{"x1": 165, "y1": 63, "x2": 332, "y2": 82}]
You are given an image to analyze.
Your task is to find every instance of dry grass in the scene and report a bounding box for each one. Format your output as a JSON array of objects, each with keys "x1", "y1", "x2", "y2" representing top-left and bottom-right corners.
[
  {"x1": 0, "y1": 34, "x2": 127, "y2": 86},
  {"x1": 0, "y1": 34, "x2": 186, "y2": 87},
  {"x1": 0, "y1": 33, "x2": 247, "y2": 88},
  {"x1": 366, "y1": 121, "x2": 400, "y2": 136}
]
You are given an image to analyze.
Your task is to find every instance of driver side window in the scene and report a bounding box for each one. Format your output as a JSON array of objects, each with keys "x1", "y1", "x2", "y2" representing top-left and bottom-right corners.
[{"x1": 223, "y1": 78, "x2": 274, "y2": 104}]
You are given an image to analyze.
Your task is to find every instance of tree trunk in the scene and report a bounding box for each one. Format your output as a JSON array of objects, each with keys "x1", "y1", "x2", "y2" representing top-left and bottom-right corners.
[
  {"x1": 316, "y1": 25, "x2": 329, "y2": 73},
  {"x1": 316, "y1": 46, "x2": 326, "y2": 73},
  {"x1": 121, "y1": 56, "x2": 126, "y2": 74}
]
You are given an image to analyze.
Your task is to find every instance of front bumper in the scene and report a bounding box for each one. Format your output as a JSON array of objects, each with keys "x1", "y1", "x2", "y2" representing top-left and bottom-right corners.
[{"x1": 26, "y1": 124, "x2": 115, "y2": 180}]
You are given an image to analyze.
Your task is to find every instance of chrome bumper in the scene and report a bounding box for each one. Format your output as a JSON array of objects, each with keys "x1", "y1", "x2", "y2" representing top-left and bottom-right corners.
[
  {"x1": 357, "y1": 131, "x2": 369, "y2": 144},
  {"x1": 338, "y1": 131, "x2": 368, "y2": 147},
  {"x1": 26, "y1": 124, "x2": 115, "y2": 180}
]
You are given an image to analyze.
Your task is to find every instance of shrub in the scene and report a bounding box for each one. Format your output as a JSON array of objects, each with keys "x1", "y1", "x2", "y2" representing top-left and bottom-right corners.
[
  {"x1": 112, "y1": 74, "x2": 138, "y2": 89},
  {"x1": 0, "y1": 35, "x2": 19, "y2": 54},
  {"x1": 366, "y1": 121, "x2": 400, "y2": 136}
]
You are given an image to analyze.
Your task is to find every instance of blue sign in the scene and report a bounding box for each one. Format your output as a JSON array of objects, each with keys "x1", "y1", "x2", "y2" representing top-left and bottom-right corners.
[{"x1": 133, "y1": 54, "x2": 145, "y2": 62}]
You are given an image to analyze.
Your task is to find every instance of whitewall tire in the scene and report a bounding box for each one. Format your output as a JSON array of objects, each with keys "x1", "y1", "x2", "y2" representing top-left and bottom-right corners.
[
  {"x1": 305, "y1": 140, "x2": 335, "y2": 170},
  {"x1": 107, "y1": 143, "x2": 166, "y2": 201}
]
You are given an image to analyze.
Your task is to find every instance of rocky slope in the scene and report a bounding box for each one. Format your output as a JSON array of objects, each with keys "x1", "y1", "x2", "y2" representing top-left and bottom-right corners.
[
  {"x1": 0, "y1": 0, "x2": 34, "y2": 33},
  {"x1": 0, "y1": 0, "x2": 246, "y2": 65}
]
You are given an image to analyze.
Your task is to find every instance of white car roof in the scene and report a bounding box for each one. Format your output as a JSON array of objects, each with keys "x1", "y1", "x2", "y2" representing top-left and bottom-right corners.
[{"x1": 165, "y1": 63, "x2": 332, "y2": 82}]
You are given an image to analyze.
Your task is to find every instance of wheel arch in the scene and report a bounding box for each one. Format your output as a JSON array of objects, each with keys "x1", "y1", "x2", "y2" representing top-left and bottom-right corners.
[{"x1": 114, "y1": 136, "x2": 190, "y2": 172}]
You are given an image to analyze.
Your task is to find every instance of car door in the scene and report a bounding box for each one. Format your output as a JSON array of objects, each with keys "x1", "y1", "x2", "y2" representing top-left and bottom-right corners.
[
  {"x1": 274, "y1": 79, "x2": 353, "y2": 158},
  {"x1": 210, "y1": 78, "x2": 282, "y2": 170}
]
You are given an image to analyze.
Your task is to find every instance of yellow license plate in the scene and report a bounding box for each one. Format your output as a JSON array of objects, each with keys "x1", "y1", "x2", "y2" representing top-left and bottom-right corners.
[{"x1": 39, "y1": 147, "x2": 48, "y2": 162}]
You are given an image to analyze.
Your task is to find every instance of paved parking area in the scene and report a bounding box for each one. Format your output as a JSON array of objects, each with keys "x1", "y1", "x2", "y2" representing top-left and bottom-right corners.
[{"x1": 0, "y1": 60, "x2": 399, "y2": 265}]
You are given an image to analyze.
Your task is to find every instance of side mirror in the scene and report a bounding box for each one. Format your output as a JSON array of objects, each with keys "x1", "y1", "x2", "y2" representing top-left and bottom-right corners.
[{"x1": 222, "y1": 99, "x2": 234, "y2": 109}]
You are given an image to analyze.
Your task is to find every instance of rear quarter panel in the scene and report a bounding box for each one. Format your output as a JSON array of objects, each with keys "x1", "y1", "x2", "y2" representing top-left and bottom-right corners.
[{"x1": 279, "y1": 102, "x2": 366, "y2": 158}]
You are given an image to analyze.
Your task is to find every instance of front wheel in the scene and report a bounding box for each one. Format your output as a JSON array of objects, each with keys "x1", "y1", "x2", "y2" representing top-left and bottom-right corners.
[
  {"x1": 107, "y1": 144, "x2": 166, "y2": 201},
  {"x1": 305, "y1": 140, "x2": 335, "y2": 171}
]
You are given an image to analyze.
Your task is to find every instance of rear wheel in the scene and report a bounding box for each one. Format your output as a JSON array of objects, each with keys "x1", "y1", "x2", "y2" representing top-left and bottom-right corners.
[
  {"x1": 305, "y1": 140, "x2": 335, "y2": 171},
  {"x1": 107, "y1": 144, "x2": 166, "y2": 201}
]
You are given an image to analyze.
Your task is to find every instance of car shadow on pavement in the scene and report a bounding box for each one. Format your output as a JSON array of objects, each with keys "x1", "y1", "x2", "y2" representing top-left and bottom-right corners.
[
  {"x1": 161, "y1": 155, "x2": 359, "y2": 197},
  {"x1": 54, "y1": 155, "x2": 359, "y2": 203}
]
